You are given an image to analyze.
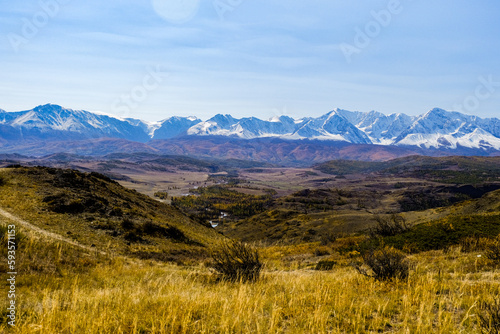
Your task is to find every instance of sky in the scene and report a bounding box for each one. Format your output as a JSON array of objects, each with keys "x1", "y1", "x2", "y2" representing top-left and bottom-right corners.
[{"x1": 0, "y1": 0, "x2": 499, "y2": 122}]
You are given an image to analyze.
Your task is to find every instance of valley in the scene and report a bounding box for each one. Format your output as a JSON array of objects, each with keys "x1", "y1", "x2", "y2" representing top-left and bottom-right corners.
[
  {"x1": 2, "y1": 154, "x2": 500, "y2": 245},
  {"x1": 1, "y1": 154, "x2": 500, "y2": 333}
]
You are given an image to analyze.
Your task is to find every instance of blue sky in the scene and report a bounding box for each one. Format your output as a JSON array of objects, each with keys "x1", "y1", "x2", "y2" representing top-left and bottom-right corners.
[{"x1": 1, "y1": 0, "x2": 499, "y2": 121}]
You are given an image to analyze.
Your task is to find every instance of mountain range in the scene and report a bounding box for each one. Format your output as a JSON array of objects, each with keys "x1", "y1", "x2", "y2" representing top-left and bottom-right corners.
[{"x1": 0, "y1": 104, "x2": 499, "y2": 162}]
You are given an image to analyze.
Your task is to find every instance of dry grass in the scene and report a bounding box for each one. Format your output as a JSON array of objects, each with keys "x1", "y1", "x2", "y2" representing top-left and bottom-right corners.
[{"x1": 2, "y1": 235, "x2": 500, "y2": 333}]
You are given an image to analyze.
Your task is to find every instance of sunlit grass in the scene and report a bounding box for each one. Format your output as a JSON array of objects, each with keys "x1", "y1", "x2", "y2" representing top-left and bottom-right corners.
[{"x1": 2, "y1": 232, "x2": 499, "y2": 333}]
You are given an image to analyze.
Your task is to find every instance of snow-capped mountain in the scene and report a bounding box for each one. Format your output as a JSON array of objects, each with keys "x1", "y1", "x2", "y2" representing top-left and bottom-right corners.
[
  {"x1": 188, "y1": 114, "x2": 300, "y2": 139},
  {"x1": 186, "y1": 110, "x2": 372, "y2": 144},
  {"x1": 153, "y1": 116, "x2": 201, "y2": 140},
  {"x1": 335, "y1": 109, "x2": 416, "y2": 145},
  {"x1": 0, "y1": 104, "x2": 499, "y2": 155},
  {"x1": 394, "y1": 108, "x2": 500, "y2": 150},
  {"x1": 0, "y1": 104, "x2": 150, "y2": 142},
  {"x1": 477, "y1": 117, "x2": 500, "y2": 138},
  {"x1": 291, "y1": 110, "x2": 372, "y2": 143}
]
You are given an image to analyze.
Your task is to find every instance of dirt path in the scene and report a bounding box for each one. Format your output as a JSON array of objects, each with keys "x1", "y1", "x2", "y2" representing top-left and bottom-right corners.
[{"x1": 0, "y1": 207, "x2": 105, "y2": 254}]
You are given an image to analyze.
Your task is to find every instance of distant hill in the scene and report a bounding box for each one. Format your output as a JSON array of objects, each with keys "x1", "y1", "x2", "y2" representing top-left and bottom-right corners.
[{"x1": 316, "y1": 155, "x2": 500, "y2": 181}]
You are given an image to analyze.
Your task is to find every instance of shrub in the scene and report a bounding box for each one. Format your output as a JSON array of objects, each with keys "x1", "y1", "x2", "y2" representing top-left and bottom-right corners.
[
  {"x1": 478, "y1": 297, "x2": 500, "y2": 334},
  {"x1": 209, "y1": 240, "x2": 263, "y2": 282},
  {"x1": 355, "y1": 246, "x2": 410, "y2": 281},
  {"x1": 370, "y1": 214, "x2": 411, "y2": 237},
  {"x1": 121, "y1": 218, "x2": 135, "y2": 230},
  {"x1": 320, "y1": 233, "x2": 337, "y2": 246},
  {"x1": 124, "y1": 231, "x2": 143, "y2": 243},
  {"x1": 315, "y1": 260, "x2": 336, "y2": 271},
  {"x1": 142, "y1": 222, "x2": 188, "y2": 242},
  {"x1": 460, "y1": 236, "x2": 482, "y2": 253}
]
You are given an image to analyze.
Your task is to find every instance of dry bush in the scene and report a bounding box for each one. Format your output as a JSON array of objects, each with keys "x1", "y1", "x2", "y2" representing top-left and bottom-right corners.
[
  {"x1": 320, "y1": 232, "x2": 337, "y2": 246},
  {"x1": 315, "y1": 260, "x2": 336, "y2": 271},
  {"x1": 370, "y1": 214, "x2": 411, "y2": 237},
  {"x1": 478, "y1": 297, "x2": 500, "y2": 334},
  {"x1": 209, "y1": 239, "x2": 263, "y2": 282},
  {"x1": 355, "y1": 246, "x2": 410, "y2": 281}
]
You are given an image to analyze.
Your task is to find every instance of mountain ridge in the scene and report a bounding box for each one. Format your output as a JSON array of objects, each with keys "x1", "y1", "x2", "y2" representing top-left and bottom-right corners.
[{"x1": 0, "y1": 104, "x2": 499, "y2": 159}]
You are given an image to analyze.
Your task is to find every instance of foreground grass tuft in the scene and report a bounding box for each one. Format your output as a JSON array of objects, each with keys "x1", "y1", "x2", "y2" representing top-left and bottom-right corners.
[{"x1": 208, "y1": 239, "x2": 263, "y2": 282}]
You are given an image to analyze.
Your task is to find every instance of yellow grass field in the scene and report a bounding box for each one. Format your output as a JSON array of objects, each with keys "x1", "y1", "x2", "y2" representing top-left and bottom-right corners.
[{"x1": 2, "y1": 231, "x2": 499, "y2": 334}]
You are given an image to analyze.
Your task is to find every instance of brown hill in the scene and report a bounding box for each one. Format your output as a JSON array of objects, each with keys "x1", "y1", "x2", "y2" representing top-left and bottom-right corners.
[
  {"x1": 0, "y1": 166, "x2": 221, "y2": 262},
  {"x1": 149, "y1": 137, "x2": 419, "y2": 165}
]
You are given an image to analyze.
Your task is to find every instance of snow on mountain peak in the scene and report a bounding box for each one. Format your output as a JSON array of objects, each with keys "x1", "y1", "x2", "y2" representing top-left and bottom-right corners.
[{"x1": 0, "y1": 104, "x2": 499, "y2": 153}]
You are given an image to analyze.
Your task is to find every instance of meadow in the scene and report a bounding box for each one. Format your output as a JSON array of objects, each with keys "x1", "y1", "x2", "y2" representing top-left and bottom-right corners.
[{"x1": 1, "y1": 228, "x2": 500, "y2": 333}]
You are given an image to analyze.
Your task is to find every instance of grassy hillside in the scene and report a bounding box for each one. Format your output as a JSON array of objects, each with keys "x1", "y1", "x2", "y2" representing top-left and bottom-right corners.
[
  {"x1": 218, "y1": 186, "x2": 500, "y2": 245},
  {"x1": 0, "y1": 166, "x2": 221, "y2": 262},
  {"x1": 214, "y1": 156, "x2": 500, "y2": 244},
  {"x1": 316, "y1": 156, "x2": 500, "y2": 183},
  {"x1": 219, "y1": 187, "x2": 382, "y2": 243}
]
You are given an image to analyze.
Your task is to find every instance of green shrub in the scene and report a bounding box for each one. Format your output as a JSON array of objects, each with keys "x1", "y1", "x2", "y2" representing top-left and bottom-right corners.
[{"x1": 209, "y1": 240, "x2": 263, "y2": 282}]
